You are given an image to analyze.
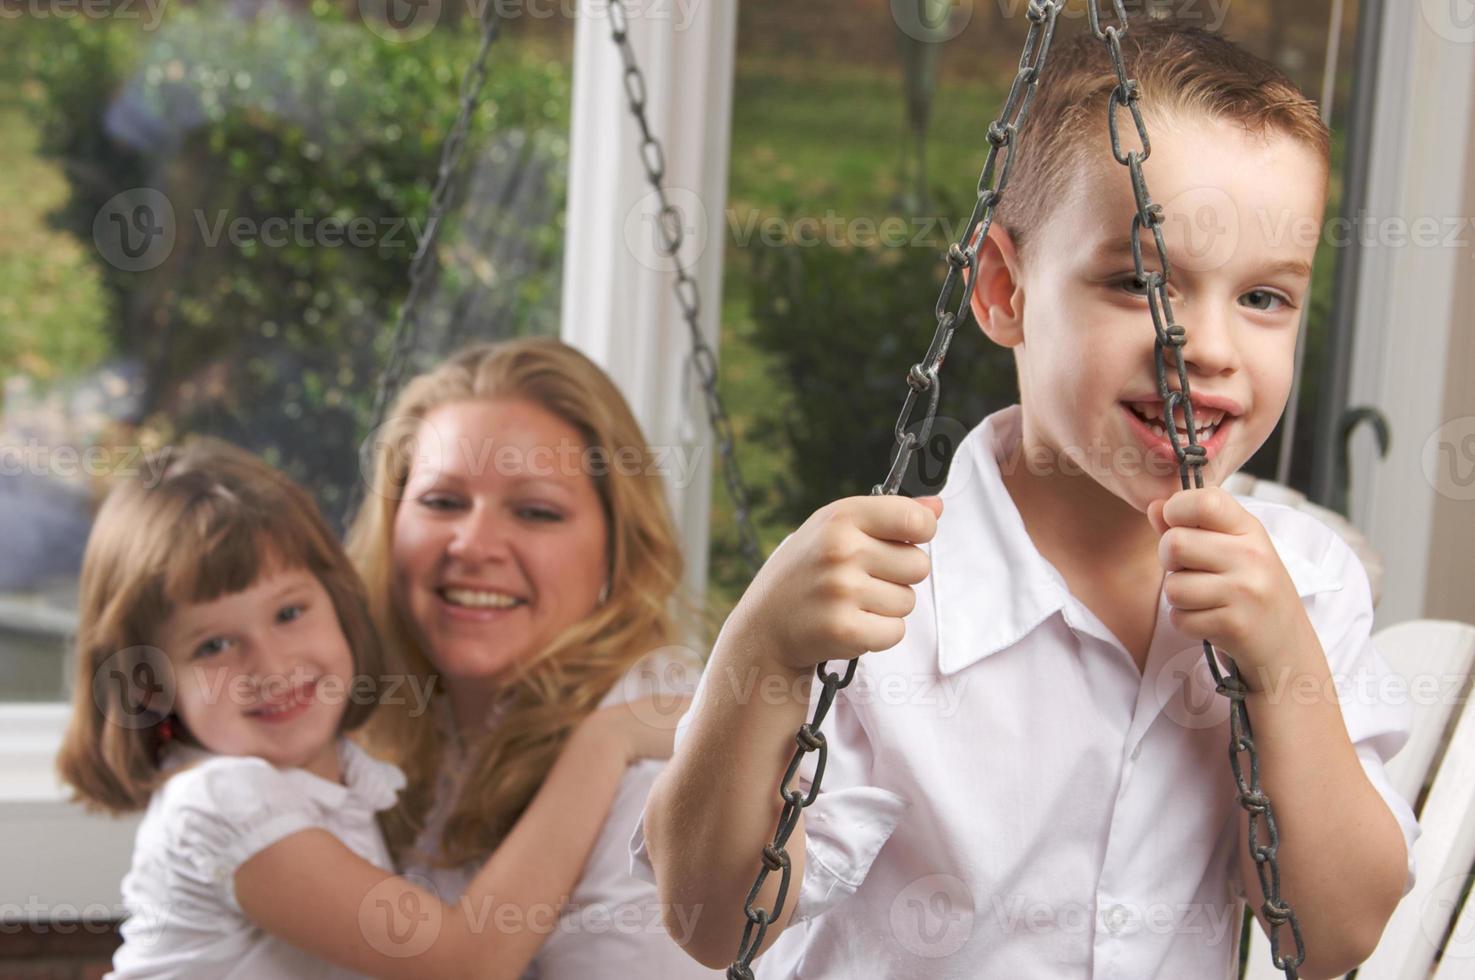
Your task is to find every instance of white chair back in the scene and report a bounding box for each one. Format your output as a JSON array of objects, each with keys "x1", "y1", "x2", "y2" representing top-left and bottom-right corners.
[{"x1": 1243, "y1": 619, "x2": 1475, "y2": 980}]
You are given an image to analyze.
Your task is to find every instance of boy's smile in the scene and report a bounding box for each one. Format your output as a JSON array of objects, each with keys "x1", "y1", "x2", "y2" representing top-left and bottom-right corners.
[{"x1": 971, "y1": 110, "x2": 1328, "y2": 545}]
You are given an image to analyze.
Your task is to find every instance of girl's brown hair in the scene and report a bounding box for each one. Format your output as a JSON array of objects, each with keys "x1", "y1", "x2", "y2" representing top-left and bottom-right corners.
[
  {"x1": 56, "y1": 437, "x2": 386, "y2": 814},
  {"x1": 346, "y1": 336, "x2": 691, "y2": 868}
]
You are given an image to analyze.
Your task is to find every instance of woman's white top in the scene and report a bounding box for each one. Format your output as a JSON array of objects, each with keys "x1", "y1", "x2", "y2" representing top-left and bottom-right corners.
[
  {"x1": 401, "y1": 650, "x2": 722, "y2": 979},
  {"x1": 107, "y1": 737, "x2": 406, "y2": 980}
]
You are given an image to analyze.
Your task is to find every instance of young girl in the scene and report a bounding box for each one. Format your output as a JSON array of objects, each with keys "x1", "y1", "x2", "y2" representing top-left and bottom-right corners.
[{"x1": 58, "y1": 437, "x2": 680, "y2": 980}]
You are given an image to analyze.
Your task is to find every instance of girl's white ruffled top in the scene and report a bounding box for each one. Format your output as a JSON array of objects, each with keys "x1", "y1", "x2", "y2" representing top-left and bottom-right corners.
[{"x1": 107, "y1": 737, "x2": 406, "y2": 980}]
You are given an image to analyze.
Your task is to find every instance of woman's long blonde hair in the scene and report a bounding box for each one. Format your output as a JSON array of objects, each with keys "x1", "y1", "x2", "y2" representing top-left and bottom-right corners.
[{"x1": 347, "y1": 337, "x2": 691, "y2": 867}]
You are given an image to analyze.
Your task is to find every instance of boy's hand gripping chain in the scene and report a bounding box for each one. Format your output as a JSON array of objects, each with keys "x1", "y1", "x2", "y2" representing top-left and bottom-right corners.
[
  {"x1": 722, "y1": 3, "x2": 1307, "y2": 978},
  {"x1": 1088, "y1": 2, "x2": 1305, "y2": 975}
]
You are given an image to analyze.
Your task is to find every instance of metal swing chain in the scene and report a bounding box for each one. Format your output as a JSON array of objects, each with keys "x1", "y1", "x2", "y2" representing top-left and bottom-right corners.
[
  {"x1": 604, "y1": 0, "x2": 765, "y2": 578},
  {"x1": 1086, "y1": 2, "x2": 1305, "y2": 976},
  {"x1": 722, "y1": 4, "x2": 1066, "y2": 977},
  {"x1": 367, "y1": 5, "x2": 506, "y2": 435}
]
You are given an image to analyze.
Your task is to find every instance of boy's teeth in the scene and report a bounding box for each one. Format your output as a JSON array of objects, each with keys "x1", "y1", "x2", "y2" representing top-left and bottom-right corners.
[
  {"x1": 442, "y1": 588, "x2": 523, "y2": 609},
  {"x1": 1128, "y1": 404, "x2": 1222, "y2": 440}
]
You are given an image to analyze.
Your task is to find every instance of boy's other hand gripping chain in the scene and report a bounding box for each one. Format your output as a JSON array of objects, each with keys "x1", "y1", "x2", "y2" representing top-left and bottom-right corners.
[{"x1": 1148, "y1": 486, "x2": 1318, "y2": 692}]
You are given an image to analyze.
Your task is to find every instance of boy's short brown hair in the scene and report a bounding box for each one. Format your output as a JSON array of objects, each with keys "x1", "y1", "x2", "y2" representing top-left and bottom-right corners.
[
  {"x1": 995, "y1": 17, "x2": 1331, "y2": 262},
  {"x1": 56, "y1": 437, "x2": 387, "y2": 814}
]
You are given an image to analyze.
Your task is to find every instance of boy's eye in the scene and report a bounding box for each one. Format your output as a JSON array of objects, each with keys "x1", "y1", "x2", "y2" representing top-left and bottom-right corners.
[
  {"x1": 1241, "y1": 289, "x2": 1290, "y2": 312},
  {"x1": 277, "y1": 603, "x2": 306, "y2": 624},
  {"x1": 1115, "y1": 274, "x2": 1155, "y2": 297},
  {"x1": 194, "y1": 636, "x2": 231, "y2": 659}
]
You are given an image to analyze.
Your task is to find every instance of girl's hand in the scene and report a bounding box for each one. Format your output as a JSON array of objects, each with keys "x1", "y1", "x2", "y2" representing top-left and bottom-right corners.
[
  {"x1": 1147, "y1": 486, "x2": 1320, "y2": 690},
  {"x1": 736, "y1": 494, "x2": 943, "y2": 676},
  {"x1": 576, "y1": 696, "x2": 694, "y2": 765}
]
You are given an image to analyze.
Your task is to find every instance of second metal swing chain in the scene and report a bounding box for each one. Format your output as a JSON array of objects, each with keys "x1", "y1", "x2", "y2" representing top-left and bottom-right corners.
[
  {"x1": 723, "y1": 4, "x2": 1067, "y2": 977},
  {"x1": 604, "y1": 0, "x2": 765, "y2": 578},
  {"x1": 1087, "y1": 1, "x2": 1305, "y2": 975}
]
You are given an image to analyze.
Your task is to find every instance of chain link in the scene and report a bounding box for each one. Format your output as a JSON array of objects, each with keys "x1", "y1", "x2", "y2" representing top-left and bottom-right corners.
[
  {"x1": 605, "y1": 0, "x2": 765, "y2": 578},
  {"x1": 722, "y1": 4, "x2": 1066, "y2": 977},
  {"x1": 367, "y1": 6, "x2": 505, "y2": 436},
  {"x1": 1086, "y1": 4, "x2": 1305, "y2": 975}
]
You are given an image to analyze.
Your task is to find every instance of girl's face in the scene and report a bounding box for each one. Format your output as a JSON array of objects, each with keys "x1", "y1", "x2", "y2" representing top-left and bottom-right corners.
[
  {"x1": 154, "y1": 562, "x2": 355, "y2": 781},
  {"x1": 389, "y1": 398, "x2": 610, "y2": 727}
]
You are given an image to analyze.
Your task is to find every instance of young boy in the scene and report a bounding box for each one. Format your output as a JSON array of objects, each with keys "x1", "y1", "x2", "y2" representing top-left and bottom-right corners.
[{"x1": 632, "y1": 20, "x2": 1419, "y2": 980}]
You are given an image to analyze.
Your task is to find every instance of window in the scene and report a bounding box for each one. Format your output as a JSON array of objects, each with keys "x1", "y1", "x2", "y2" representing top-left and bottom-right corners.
[
  {"x1": 0, "y1": 4, "x2": 575, "y2": 702},
  {"x1": 708, "y1": 0, "x2": 1367, "y2": 615}
]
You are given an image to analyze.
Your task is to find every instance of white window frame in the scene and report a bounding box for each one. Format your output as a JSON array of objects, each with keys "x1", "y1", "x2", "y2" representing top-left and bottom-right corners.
[
  {"x1": 0, "y1": 3, "x2": 739, "y2": 912},
  {"x1": 1343, "y1": 2, "x2": 1475, "y2": 630},
  {"x1": 557, "y1": 0, "x2": 737, "y2": 607}
]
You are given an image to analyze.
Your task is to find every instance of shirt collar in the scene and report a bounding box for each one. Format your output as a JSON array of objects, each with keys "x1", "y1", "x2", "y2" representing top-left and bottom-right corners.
[
  {"x1": 931, "y1": 404, "x2": 1344, "y2": 677},
  {"x1": 162, "y1": 737, "x2": 406, "y2": 814}
]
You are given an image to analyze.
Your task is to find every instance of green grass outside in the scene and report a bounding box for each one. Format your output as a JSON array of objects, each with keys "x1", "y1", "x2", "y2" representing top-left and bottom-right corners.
[
  {"x1": 704, "y1": 58, "x2": 1007, "y2": 618},
  {"x1": 0, "y1": 101, "x2": 113, "y2": 385}
]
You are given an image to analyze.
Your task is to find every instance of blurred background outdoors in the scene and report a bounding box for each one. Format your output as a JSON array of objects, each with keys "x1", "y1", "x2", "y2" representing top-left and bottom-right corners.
[{"x1": 0, "y1": 0, "x2": 1363, "y2": 708}]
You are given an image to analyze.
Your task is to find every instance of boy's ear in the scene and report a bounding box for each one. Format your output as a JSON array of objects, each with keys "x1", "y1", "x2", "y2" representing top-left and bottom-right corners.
[{"x1": 967, "y1": 223, "x2": 1025, "y2": 348}]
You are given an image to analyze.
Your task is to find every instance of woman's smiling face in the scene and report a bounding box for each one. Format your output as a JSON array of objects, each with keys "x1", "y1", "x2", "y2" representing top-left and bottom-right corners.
[{"x1": 390, "y1": 398, "x2": 610, "y2": 723}]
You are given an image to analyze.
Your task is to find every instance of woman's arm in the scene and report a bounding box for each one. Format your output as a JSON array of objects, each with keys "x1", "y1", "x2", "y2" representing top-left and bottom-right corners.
[{"x1": 235, "y1": 697, "x2": 684, "y2": 980}]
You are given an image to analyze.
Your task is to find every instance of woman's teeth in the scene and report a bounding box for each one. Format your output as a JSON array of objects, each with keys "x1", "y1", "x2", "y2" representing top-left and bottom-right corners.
[{"x1": 440, "y1": 588, "x2": 524, "y2": 609}]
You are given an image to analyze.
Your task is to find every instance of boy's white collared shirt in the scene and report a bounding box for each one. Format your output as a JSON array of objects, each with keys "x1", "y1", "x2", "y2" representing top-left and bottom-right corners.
[{"x1": 631, "y1": 403, "x2": 1420, "y2": 979}]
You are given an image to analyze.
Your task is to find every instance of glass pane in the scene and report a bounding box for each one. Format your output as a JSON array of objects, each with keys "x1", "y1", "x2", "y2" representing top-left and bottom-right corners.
[
  {"x1": 0, "y1": 6, "x2": 574, "y2": 701},
  {"x1": 709, "y1": 1, "x2": 1363, "y2": 613}
]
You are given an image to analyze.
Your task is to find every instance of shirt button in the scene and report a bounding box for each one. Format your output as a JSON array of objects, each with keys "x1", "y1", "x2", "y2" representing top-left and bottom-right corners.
[
  {"x1": 1104, "y1": 903, "x2": 1133, "y2": 934},
  {"x1": 1130, "y1": 742, "x2": 1143, "y2": 761}
]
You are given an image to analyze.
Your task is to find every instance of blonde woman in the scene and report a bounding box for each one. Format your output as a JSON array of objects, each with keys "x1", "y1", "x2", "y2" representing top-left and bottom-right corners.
[
  {"x1": 348, "y1": 337, "x2": 717, "y2": 978},
  {"x1": 57, "y1": 437, "x2": 677, "y2": 980}
]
